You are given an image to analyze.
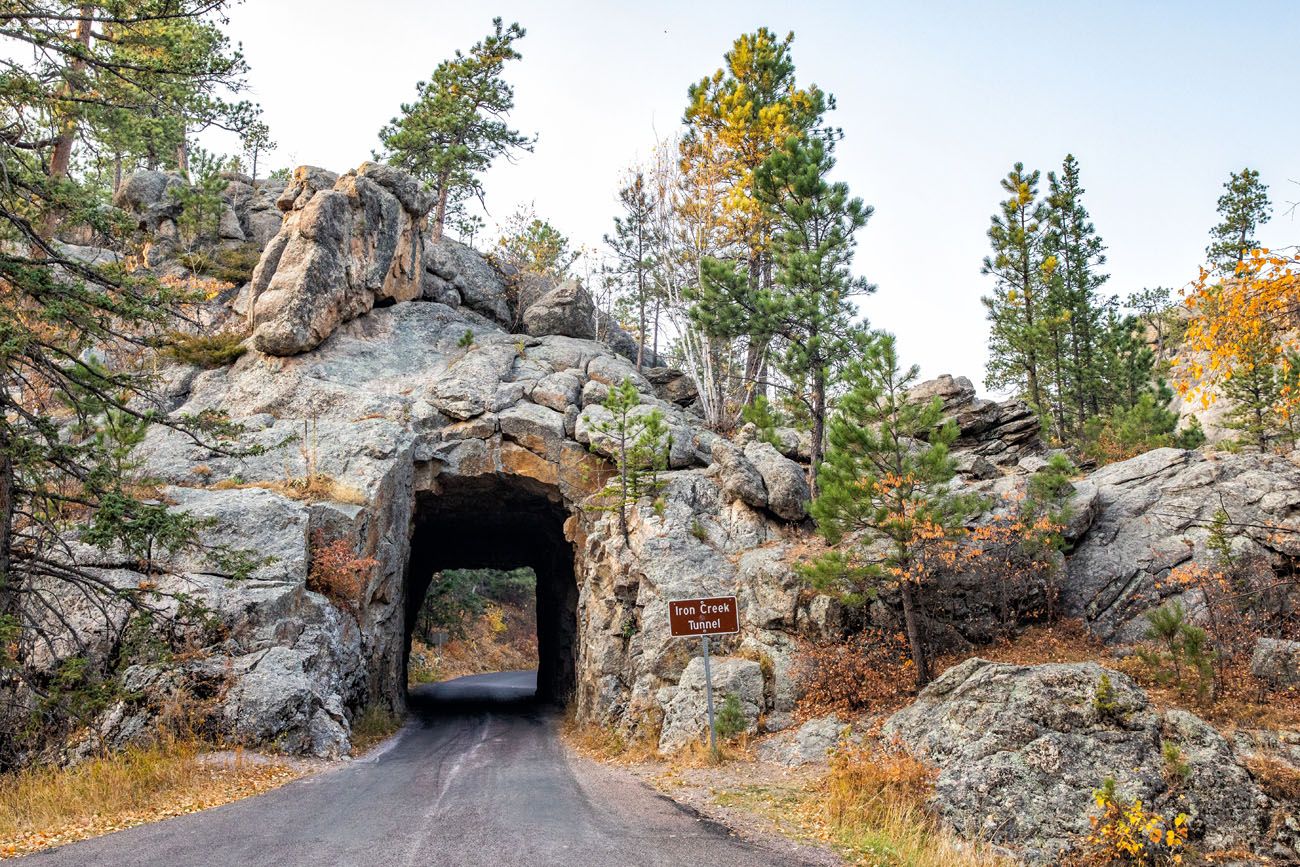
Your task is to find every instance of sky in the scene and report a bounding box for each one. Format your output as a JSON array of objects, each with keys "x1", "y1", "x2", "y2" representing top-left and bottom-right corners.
[{"x1": 210, "y1": 0, "x2": 1300, "y2": 389}]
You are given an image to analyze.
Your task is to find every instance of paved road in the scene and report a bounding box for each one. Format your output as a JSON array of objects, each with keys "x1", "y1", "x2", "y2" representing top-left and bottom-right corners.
[{"x1": 33, "y1": 671, "x2": 818, "y2": 866}]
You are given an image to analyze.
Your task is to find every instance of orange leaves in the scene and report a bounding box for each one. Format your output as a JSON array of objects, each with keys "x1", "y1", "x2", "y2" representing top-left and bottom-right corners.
[{"x1": 1176, "y1": 248, "x2": 1300, "y2": 408}]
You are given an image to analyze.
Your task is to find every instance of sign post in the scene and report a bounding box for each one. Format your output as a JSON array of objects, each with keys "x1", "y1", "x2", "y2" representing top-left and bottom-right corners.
[{"x1": 668, "y1": 596, "x2": 739, "y2": 761}]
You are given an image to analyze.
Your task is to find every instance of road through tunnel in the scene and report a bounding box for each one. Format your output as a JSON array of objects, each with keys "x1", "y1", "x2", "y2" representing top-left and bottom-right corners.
[{"x1": 404, "y1": 474, "x2": 577, "y2": 704}]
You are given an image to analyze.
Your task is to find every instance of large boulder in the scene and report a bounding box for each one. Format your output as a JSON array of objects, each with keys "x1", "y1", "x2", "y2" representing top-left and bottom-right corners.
[
  {"x1": 423, "y1": 236, "x2": 512, "y2": 324},
  {"x1": 249, "y1": 162, "x2": 430, "y2": 355},
  {"x1": 883, "y1": 658, "x2": 1274, "y2": 864},
  {"x1": 113, "y1": 169, "x2": 184, "y2": 234},
  {"x1": 1062, "y1": 448, "x2": 1300, "y2": 641},
  {"x1": 910, "y1": 374, "x2": 1043, "y2": 465},
  {"x1": 1252, "y1": 638, "x2": 1300, "y2": 690},
  {"x1": 523, "y1": 279, "x2": 596, "y2": 340}
]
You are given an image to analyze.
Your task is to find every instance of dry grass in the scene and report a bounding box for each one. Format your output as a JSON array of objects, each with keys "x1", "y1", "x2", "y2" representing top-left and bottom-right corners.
[
  {"x1": 207, "y1": 475, "x2": 368, "y2": 506},
  {"x1": 808, "y1": 746, "x2": 1014, "y2": 866},
  {"x1": 561, "y1": 713, "x2": 663, "y2": 765},
  {"x1": 1245, "y1": 754, "x2": 1300, "y2": 803},
  {"x1": 349, "y1": 706, "x2": 404, "y2": 756},
  {"x1": 0, "y1": 740, "x2": 302, "y2": 858}
]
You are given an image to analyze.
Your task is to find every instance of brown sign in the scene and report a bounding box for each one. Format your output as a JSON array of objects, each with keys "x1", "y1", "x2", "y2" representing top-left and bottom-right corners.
[{"x1": 668, "y1": 596, "x2": 739, "y2": 637}]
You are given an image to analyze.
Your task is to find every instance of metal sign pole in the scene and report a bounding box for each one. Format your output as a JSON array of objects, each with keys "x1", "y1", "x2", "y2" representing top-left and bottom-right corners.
[{"x1": 702, "y1": 634, "x2": 717, "y2": 759}]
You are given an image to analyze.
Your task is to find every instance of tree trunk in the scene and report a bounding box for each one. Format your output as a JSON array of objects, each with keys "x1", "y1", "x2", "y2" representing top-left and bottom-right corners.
[
  {"x1": 176, "y1": 132, "x2": 189, "y2": 176},
  {"x1": 899, "y1": 577, "x2": 930, "y2": 689},
  {"x1": 42, "y1": 5, "x2": 93, "y2": 239},
  {"x1": 431, "y1": 180, "x2": 450, "y2": 243},
  {"x1": 809, "y1": 370, "x2": 826, "y2": 499}
]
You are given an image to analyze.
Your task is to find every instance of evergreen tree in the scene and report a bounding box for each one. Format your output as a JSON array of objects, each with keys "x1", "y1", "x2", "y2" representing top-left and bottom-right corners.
[
  {"x1": 982, "y1": 163, "x2": 1050, "y2": 419},
  {"x1": 1042, "y1": 154, "x2": 1108, "y2": 438},
  {"x1": 589, "y1": 379, "x2": 671, "y2": 543},
  {"x1": 695, "y1": 135, "x2": 873, "y2": 491},
  {"x1": 804, "y1": 333, "x2": 975, "y2": 689},
  {"x1": 0, "y1": 2, "x2": 253, "y2": 755},
  {"x1": 1221, "y1": 339, "x2": 1293, "y2": 451},
  {"x1": 82, "y1": 10, "x2": 254, "y2": 189},
  {"x1": 604, "y1": 172, "x2": 662, "y2": 370},
  {"x1": 683, "y1": 28, "x2": 830, "y2": 406},
  {"x1": 377, "y1": 19, "x2": 534, "y2": 241},
  {"x1": 1206, "y1": 168, "x2": 1271, "y2": 270},
  {"x1": 242, "y1": 119, "x2": 276, "y2": 183},
  {"x1": 496, "y1": 210, "x2": 577, "y2": 278}
]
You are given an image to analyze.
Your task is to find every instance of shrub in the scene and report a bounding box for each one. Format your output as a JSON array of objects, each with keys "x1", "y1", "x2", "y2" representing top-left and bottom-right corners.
[
  {"x1": 1075, "y1": 776, "x2": 1188, "y2": 866},
  {"x1": 162, "y1": 330, "x2": 247, "y2": 369},
  {"x1": 1093, "y1": 674, "x2": 1124, "y2": 723},
  {"x1": 306, "y1": 530, "x2": 377, "y2": 616},
  {"x1": 797, "y1": 630, "x2": 914, "y2": 716},
  {"x1": 689, "y1": 520, "x2": 708, "y2": 541},
  {"x1": 1161, "y1": 742, "x2": 1191, "y2": 785},
  {"x1": 1138, "y1": 602, "x2": 1214, "y2": 702},
  {"x1": 714, "y1": 693, "x2": 747, "y2": 741},
  {"x1": 177, "y1": 242, "x2": 263, "y2": 285}
]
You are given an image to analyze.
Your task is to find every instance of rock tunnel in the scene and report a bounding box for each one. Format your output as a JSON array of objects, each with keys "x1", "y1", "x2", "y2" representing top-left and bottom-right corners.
[{"x1": 403, "y1": 473, "x2": 578, "y2": 704}]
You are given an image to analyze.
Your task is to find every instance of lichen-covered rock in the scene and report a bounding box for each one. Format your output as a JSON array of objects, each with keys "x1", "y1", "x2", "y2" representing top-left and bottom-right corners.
[
  {"x1": 909, "y1": 374, "x2": 1043, "y2": 465},
  {"x1": 882, "y1": 658, "x2": 1272, "y2": 863},
  {"x1": 1062, "y1": 448, "x2": 1300, "y2": 641},
  {"x1": 756, "y1": 715, "x2": 850, "y2": 766},
  {"x1": 658, "y1": 656, "x2": 763, "y2": 751},
  {"x1": 423, "y1": 236, "x2": 511, "y2": 322},
  {"x1": 1252, "y1": 638, "x2": 1300, "y2": 689}
]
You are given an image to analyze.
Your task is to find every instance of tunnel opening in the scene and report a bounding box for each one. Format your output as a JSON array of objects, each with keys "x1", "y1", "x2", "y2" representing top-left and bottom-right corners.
[{"x1": 403, "y1": 473, "x2": 577, "y2": 705}]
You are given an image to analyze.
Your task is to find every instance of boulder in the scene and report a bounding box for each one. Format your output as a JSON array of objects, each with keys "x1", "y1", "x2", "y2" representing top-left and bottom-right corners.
[
  {"x1": 882, "y1": 658, "x2": 1271, "y2": 864},
  {"x1": 658, "y1": 656, "x2": 764, "y2": 752},
  {"x1": 1062, "y1": 449, "x2": 1300, "y2": 641},
  {"x1": 523, "y1": 279, "x2": 596, "y2": 340},
  {"x1": 756, "y1": 715, "x2": 849, "y2": 766},
  {"x1": 743, "y1": 442, "x2": 810, "y2": 521},
  {"x1": 1252, "y1": 638, "x2": 1300, "y2": 689},
  {"x1": 711, "y1": 440, "x2": 767, "y2": 511},
  {"x1": 113, "y1": 170, "x2": 184, "y2": 233},
  {"x1": 250, "y1": 162, "x2": 430, "y2": 355},
  {"x1": 423, "y1": 236, "x2": 511, "y2": 323},
  {"x1": 910, "y1": 374, "x2": 1043, "y2": 465}
]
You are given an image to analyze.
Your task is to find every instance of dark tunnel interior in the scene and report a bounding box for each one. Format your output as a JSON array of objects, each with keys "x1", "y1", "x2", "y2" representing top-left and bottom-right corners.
[{"x1": 403, "y1": 475, "x2": 577, "y2": 704}]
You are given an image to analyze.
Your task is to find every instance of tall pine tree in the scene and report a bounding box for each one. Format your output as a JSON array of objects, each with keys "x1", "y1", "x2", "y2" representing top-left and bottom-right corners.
[
  {"x1": 605, "y1": 172, "x2": 662, "y2": 370},
  {"x1": 982, "y1": 163, "x2": 1050, "y2": 418},
  {"x1": 1206, "y1": 168, "x2": 1271, "y2": 270},
  {"x1": 378, "y1": 19, "x2": 534, "y2": 241}
]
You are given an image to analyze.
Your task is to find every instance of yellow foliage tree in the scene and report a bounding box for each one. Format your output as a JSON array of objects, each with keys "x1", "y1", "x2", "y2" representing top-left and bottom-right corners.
[{"x1": 1175, "y1": 248, "x2": 1300, "y2": 448}]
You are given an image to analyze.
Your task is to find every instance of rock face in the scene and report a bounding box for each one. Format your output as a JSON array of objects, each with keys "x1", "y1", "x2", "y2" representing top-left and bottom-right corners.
[
  {"x1": 909, "y1": 374, "x2": 1043, "y2": 465},
  {"x1": 523, "y1": 280, "x2": 596, "y2": 340},
  {"x1": 249, "y1": 162, "x2": 432, "y2": 355},
  {"x1": 113, "y1": 170, "x2": 184, "y2": 235},
  {"x1": 756, "y1": 715, "x2": 849, "y2": 766},
  {"x1": 1061, "y1": 447, "x2": 1300, "y2": 641},
  {"x1": 883, "y1": 658, "x2": 1275, "y2": 864}
]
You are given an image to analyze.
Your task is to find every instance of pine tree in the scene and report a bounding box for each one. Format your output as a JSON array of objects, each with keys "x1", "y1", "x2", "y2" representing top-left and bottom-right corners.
[
  {"x1": 589, "y1": 379, "x2": 671, "y2": 542},
  {"x1": 804, "y1": 333, "x2": 975, "y2": 689},
  {"x1": 982, "y1": 163, "x2": 1051, "y2": 419},
  {"x1": 1206, "y1": 168, "x2": 1271, "y2": 270},
  {"x1": 1043, "y1": 155, "x2": 1109, "y2": 438},
  {"x1": 605, "y1": 172, "x2": 662, "y2": 370},
  {"x1": 697, "y1": 136, "x2": 873, "y2": 491},
  {"x1": 242, "y1": 119, "x2": 276, "y2": 183},
  {"x1": 0, "y1": 2, "x2": 253, "y2": 753},
  {"x1": 1221, "y1": 338, "x2": 1292, "y2": 451},
  {"x1": 377, "y1": 18, "x2": 534, "y2": 241},
  {"x1": 683, "y1": 28, "x2": 830, "y2": 406}
]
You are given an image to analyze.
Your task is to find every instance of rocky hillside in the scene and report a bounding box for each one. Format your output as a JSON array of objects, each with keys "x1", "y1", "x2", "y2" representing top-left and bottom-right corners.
[{"x1": 15, "y1": 161, "x2": 1300, "y2": 863}]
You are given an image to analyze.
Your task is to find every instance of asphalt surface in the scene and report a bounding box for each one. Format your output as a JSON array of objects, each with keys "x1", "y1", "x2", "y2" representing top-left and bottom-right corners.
[{"x1": 31, "y1": 670, "x2": 818, "y2": 866}]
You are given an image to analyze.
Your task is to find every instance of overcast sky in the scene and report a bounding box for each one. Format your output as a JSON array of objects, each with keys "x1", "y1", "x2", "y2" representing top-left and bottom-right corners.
[{"x1": 210, "y1": 0, "x2": 1300, "y2": 388}]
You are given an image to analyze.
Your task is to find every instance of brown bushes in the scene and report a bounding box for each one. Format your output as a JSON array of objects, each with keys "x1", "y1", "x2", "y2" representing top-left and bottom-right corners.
[{"x1": 306, "y1": 530, "x2": 377, "y2": 616}]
